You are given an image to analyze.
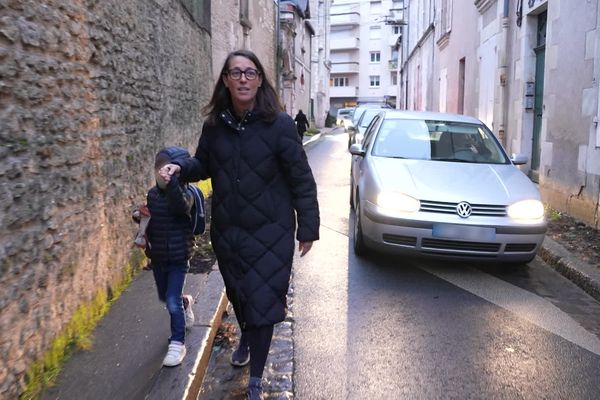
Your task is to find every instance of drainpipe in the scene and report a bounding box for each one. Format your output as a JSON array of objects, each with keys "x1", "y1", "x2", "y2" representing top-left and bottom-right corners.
[
  {"x1": 497, "y1": 0, "x2": 510, "y2": 146},
  {"x1": 276, "y1": 0, "x2": 281, "y2": 97}
]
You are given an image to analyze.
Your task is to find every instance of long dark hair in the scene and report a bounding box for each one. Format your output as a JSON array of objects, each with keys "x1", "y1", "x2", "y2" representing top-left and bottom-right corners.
[{"x1": 203, "y1": 49, "x2": 282, "y2": 125}]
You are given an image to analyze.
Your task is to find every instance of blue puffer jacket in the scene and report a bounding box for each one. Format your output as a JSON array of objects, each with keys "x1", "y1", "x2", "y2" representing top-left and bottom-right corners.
[
  {"x1": 145, "y1": 149, "x2": 194, "y2": 267},
  {"x1": 177, "y1": 110, "x2": 320, "y2": 328}
]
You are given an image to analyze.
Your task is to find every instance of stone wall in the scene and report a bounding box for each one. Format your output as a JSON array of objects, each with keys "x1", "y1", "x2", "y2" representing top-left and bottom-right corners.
[
  {"x1": 211, "y1": 0, "x2": 276, "y2": 92},
  {"x1": 0, "y1": 0, "x2": 211, "y2": 397}
]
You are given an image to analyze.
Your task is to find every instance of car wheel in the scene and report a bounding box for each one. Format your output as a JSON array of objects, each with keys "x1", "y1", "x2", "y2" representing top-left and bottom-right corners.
[
  {"x1": 349, "y1": 180, "x2": 355, "y2": 208},
  {"x1": 353, "y1": 199, "x2": 368, "y2": 256}
]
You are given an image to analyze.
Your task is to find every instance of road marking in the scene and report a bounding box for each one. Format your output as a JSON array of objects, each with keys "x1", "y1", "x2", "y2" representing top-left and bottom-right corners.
[{"x1": 421, "y1": 264, "x2": 600, "y2": 356}]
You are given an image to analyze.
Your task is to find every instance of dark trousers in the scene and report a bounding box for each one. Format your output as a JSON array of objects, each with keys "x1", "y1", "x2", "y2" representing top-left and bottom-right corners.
[{"x1": 152, "y1": 263, "x2": 187, "y2": 343}]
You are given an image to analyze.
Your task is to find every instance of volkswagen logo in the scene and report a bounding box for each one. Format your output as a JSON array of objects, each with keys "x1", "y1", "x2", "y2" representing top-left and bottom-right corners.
[{"x1": 456, "y1": 202, "x2": 472, "y2": 218}]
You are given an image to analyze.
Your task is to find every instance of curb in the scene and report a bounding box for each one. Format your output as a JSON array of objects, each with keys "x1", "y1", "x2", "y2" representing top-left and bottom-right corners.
[
  {"x1": 539, "y1": 237, "x2": 600, "y2": 302},
  {"x1": 146, "y1": 264, "x2": 228, "y2": 400}
]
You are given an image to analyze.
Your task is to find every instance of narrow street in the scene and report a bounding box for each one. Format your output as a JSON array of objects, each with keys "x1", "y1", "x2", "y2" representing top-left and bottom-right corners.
[
  {"x1": 199, "y1": 127, "x2": 600, "y2": 399},
  {"x1": 292, "y1": 128, "x2": 600, "y2": 398}
]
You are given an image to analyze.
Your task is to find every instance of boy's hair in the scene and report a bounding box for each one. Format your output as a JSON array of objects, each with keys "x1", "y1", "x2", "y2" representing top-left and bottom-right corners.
[{"x1": 154, "y1": 147, "x2": 191, "y2": 169}]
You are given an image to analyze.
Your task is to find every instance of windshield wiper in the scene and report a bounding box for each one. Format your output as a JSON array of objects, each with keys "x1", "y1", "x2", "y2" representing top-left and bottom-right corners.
[{"x1": 432, "y1": 157, "x2": 474, "y2": 163}]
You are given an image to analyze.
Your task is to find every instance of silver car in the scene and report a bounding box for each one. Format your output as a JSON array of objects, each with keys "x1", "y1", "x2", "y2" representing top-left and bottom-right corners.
[{"x1": 349, "y1": 110, "x2": 546, "y2": 263}]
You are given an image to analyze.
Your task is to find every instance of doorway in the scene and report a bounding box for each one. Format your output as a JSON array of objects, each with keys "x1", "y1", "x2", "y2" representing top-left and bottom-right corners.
[{"x1": 530, "y1": 11, "x2": 546, "y2": 182}]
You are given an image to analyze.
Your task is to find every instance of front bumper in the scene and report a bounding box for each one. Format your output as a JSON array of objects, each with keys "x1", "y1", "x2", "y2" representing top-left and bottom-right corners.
[{"x1": 361, "y1": 200, "x2": 547, "y2": 263}]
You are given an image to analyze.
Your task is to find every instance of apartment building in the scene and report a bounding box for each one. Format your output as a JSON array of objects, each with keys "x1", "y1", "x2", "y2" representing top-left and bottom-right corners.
[{"x1": 329, "y1": 0, "x2": 405, "y2": 114}]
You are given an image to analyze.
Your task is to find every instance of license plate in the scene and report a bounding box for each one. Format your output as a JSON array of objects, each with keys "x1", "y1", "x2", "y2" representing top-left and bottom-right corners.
[{"x1": 432, "y1": 224, "x2": 496, "y2": 241}]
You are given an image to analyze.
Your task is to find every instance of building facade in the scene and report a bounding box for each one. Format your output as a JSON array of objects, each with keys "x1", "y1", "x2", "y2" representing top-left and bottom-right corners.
[
  {"x1": 310, "y1": 0, "x2": 333, "y2": 127},
  {"x1": 211, "y1": 0, "x2": 278, "y2": 84},
  {"x1": 399, "y1": 0, "x2": 600, "y2": 227},
  {"x1": 329, "y1": 0, "x2": 402, "y2": 115}
]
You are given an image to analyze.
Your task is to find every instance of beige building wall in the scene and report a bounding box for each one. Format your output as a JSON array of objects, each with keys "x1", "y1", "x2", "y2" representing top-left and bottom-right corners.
[{"x1": 211, "y1": 0, "x2": 277, "y2": 89}]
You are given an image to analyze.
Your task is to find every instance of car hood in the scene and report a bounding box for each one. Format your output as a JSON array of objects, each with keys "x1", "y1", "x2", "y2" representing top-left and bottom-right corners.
[{"x1": 371, "y1": 158, "x2": 540, "y2": 204}]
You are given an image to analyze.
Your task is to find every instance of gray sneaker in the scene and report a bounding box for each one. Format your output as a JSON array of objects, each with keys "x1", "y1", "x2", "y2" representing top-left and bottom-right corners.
[{"x1": 230, "y1": 342, "x2": 250, "y2": 367}]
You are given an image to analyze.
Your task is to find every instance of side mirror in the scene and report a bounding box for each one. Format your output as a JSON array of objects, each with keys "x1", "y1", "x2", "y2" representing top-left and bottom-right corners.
[
  {"x1": 511, "y1": 153, "x2": 529, "y2": 165},
  {"x1": 349, "y1": 143, "x2": 366, "y2": 156}
]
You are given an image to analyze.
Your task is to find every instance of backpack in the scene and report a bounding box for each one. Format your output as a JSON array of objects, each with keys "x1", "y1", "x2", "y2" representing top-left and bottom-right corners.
[{"x1": 187, "y1": 184, "x2": 206, "y2": 235}]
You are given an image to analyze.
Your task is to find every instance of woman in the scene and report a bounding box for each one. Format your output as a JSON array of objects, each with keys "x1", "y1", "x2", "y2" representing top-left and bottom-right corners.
[
  {"x1": 160, "y1": 49, "x2": 319, "y2": 399},
  {"x1": 294, "y1": 109, "x2": 309, "y2": 140}
]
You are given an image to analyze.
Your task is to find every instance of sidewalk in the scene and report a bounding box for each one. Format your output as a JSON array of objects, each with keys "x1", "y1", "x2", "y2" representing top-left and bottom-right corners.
[
  {"x1": 40, "y1": 264, "x2": 228, "y2": 400},
  {"x1": 39, "y1": 126, "x2": 600, "y2": 400}
]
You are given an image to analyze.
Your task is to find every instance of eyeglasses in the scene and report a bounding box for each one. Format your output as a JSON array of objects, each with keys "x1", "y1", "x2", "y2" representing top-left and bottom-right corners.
[{"x1": 226, "y1": 68, "x2": 260, "y2": 80}]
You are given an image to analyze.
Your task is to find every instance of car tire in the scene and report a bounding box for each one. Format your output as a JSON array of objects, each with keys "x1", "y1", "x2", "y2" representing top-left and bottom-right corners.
[
  {"x1": 349, "y1": 180, "x2": 355, "y2": 208},
  {"x1": 353, "y1": 199, "x2": 368, "y2": 256}
]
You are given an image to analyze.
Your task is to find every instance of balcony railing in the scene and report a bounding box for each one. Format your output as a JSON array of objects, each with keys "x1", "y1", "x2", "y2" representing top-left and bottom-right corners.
[
  {"x1": 331, "y1": 62, "x2": 360, "y2": 74},
  {"x1": 330, "y1": 12, "x2": 360, "y2": 26},
  {"x1": 330, "y1": 37, "x2": 360, "y2": 51},
  {"x1": 388, "y1": 59, "x2": 399, "y2": 71},
  {"x1": 330, "y1": 86, "x2": 359, "y2": 98}
]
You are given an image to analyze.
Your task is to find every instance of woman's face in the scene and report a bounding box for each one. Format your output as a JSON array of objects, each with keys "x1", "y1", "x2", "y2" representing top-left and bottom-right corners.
[{"x1": 223, "y1": 55, "x2": 263, "y2": 114}]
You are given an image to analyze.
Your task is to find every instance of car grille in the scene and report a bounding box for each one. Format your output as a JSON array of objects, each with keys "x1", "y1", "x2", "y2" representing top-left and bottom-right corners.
[
  {"x1": 504, "y1": 243, "x2": 537, "y2": 252},
  {"x1": 382, "y1": 234, "x2": 417, "y2": 247},
  {"x1": 420, "y1": 200, "x2": 507, "y2": 217},
  {"x1": 421, "y1": 238, "x2": 501, "y2": 252}
]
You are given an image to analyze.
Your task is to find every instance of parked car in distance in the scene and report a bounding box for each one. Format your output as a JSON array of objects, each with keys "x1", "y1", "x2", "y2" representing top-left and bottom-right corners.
[
  {"x1": 347, "y1": 104, "x2": 393, "y2": 146},
  {"x1": 349, "y1": 110, "x2": 546, "y2": 264},
  {"x1": 347, "y1": 107, "x2": 387, "y2": 148},
  {"x1": 336, "y1": 108, "x2": 354, "y2": 129}
]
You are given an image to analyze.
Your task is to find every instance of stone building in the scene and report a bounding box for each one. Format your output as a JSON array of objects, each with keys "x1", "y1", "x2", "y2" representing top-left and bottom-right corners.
[
  {"x1": 0, "y1": 1, "x2": 211, "y2": 398},
  {"x1": 399, "y1": 0, "x2": 600, "y2": 228},
  {"x1": 309, "y1": 0, "x2": 332, "y2": 128},
  {"x1": 279, "y1": 0, "x2": 315, "y2": 119},
  {"x1": 211, "y1": 0, "x2": 277, "y2": 87}
]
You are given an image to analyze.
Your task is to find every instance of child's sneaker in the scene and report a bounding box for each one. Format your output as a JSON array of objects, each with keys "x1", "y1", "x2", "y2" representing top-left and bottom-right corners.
[
  {"x1": 163, "y1": 341, "x2": 186, "y2": 367},
  {"x1": 183, "y1": 294, "x2": 195, "y2": 328}
]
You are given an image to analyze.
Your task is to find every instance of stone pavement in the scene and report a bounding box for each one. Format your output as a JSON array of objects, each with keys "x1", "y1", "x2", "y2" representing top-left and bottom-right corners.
[{"x1": 38, "y1": 126, "x2": 600, "y2": 400}]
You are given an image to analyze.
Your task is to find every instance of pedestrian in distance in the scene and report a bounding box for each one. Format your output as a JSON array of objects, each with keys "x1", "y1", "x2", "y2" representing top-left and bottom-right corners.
[
  {"x1": 133, "y1": 147, "x2": 197, "y2": 367},
  {"x1": 159, "y1": 49, "x2": 320, "y2": 399},
  {"x1": 294, "y1": 109, "x2": 309, "y2": 141}
]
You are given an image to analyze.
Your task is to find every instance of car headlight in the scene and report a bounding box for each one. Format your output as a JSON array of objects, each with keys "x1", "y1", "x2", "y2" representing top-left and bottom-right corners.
[
  {"x1": 507, "y1": 199, "x2": 544, "y2": 220},
  {"x1": 376, "y1": 192, "x2": 420, "y2": 214}
]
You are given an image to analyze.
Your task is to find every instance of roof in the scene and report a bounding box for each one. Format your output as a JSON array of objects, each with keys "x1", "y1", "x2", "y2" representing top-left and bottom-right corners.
[{"x1": 381, "y1": 110, "x2": 483, "y2": 124}]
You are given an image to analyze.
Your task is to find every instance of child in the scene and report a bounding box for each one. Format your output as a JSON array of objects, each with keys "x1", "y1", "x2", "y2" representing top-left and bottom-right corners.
[{"x1": 135, "y1": 146, "x2": 196, "y2": 367}]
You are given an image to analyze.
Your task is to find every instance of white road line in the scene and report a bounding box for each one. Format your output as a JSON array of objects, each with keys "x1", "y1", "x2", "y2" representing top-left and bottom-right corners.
[{"x1": 421, "y1": 264, "x2": 600, "y2": 356}]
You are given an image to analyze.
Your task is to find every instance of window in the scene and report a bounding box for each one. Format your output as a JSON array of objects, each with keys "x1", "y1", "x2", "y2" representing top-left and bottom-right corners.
[
  {"x1": 392, "y1": 25, "x2": 401, "y2": 35},
  {"x1": 370, "y1": 1, "x2": 382, "y2": 15},
  {"x1": 369, "y1": 75, "x2": 380, "y2": 87},
  {"x1": 330, "y1": 77, "x2": 349, "y2": 87},
  {"x1": 390, "y1": 72, "x2": 398, "y2": 86},
  {"x1": 370, "y1": 51, "x2": 381, "y2": 63},
  {"x1": 369, "y1": 26, "x2": 382, "y2": 39}
]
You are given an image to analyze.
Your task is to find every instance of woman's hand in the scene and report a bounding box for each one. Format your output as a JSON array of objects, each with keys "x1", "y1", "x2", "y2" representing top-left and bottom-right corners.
[
  {"x1": 298, "y1": 241, "x2": 313, "y2": 257},
  {"x1": 158, "y1": 163, "x2": 181, "y2": 183}
]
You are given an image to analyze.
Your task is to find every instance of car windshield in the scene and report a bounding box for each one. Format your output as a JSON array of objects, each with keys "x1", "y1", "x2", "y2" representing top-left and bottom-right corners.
[
  {"x1": 371, "y1": 119, "x2": 509, "y2": 164},
  {"x1": 359, "y1": 109, "x2": 381, "y2": 128}
]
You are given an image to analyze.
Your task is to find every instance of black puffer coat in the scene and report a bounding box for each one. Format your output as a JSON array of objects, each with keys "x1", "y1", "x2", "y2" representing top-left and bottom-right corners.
[
  {"x1": 178, "y1": 110, "x2": 320, "y2": 328},
  {"x1": 146, "y1": 147, "x2": 195, "y2": 267}
]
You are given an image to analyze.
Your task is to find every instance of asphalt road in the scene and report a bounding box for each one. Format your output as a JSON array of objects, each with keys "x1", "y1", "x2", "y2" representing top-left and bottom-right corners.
[{"x1": 292, "y1": 128, "x2": 600, "y2": 399}]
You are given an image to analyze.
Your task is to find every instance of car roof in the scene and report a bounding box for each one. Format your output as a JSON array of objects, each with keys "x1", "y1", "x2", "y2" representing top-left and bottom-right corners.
[{"x1": 380, "y1": 110, "x2": 483, "y2": 125}]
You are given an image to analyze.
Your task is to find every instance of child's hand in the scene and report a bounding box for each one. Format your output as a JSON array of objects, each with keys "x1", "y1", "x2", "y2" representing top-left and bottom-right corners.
[{"x1": 159, "y1": 164, "x2": 181, "y2": 183}]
